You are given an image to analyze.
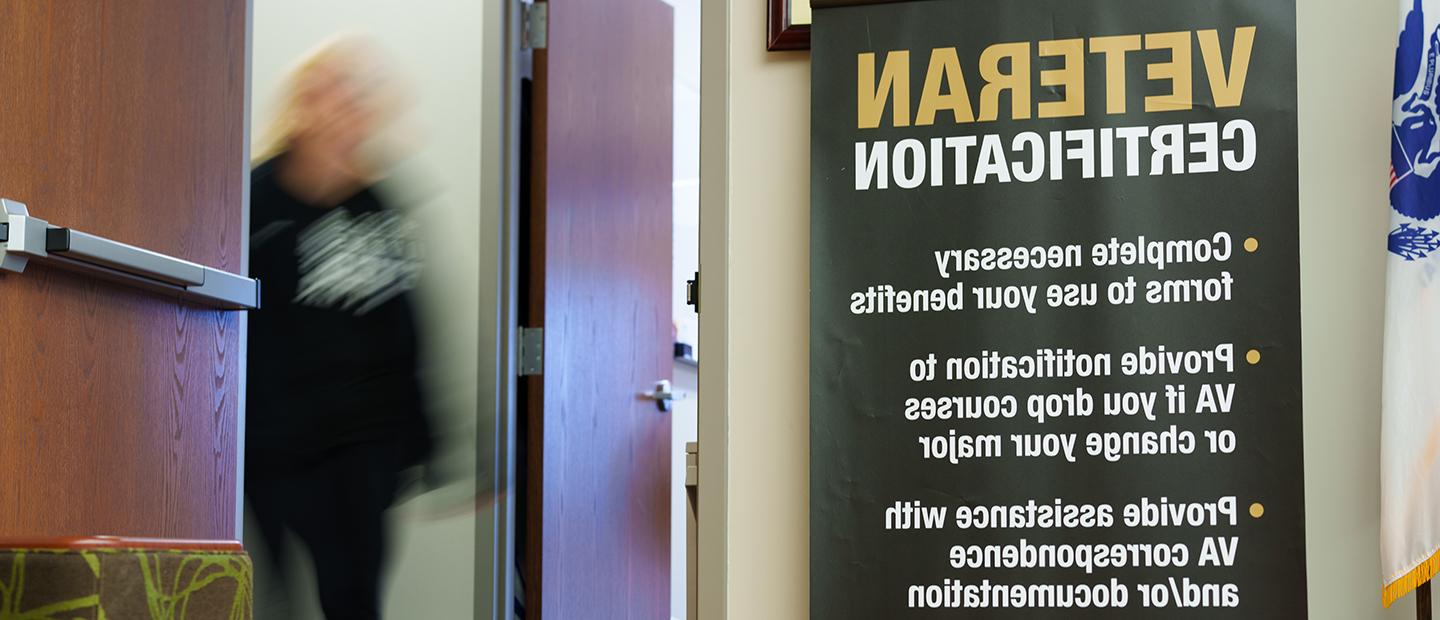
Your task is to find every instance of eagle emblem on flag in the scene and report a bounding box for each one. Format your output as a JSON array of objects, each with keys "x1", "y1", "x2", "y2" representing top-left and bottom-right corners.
[{"x1": 1392, "y1": 0, "x2": 1440, "y2": 260}]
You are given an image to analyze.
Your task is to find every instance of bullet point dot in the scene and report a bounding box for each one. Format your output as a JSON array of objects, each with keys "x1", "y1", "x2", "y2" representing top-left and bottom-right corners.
[
  {"x1": 1249, "y1": 502, "x2": 1265, "y2": 519},
  {"x1": 1246, "y1": 349, "x2": 1261, "y2": 365},
  {"x1": 1244, "y1": 237, "x2": 1260, "y2": 253}
]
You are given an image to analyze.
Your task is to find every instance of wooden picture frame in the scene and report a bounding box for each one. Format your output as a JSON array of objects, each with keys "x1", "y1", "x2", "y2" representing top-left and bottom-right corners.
[
  {"x1": 767, "y1": 0, "x2": 811, "y2": 51},
  {"x1": 772, "y1": 0, "x2": 916, "y2": 51}
]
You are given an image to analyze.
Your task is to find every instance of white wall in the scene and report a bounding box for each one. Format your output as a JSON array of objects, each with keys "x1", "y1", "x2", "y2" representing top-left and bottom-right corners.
[
  {"x1": 249, "y1": 2, "x2": 488, "y2": 618},
  {"x1": 703, "y1": 0, "x2": 1417, "y2": 617},
  {"x1": 665, "y1": 0, "x2": 702, "y2": 617},
  {"x1": 671, "y1": 0, "x2": 702, "y2": 352}
]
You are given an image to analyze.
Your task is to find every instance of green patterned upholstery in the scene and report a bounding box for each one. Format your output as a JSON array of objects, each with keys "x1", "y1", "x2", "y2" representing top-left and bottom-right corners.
[{"x1": 0, "y1": 539, "x2": 251, "y2": 620}]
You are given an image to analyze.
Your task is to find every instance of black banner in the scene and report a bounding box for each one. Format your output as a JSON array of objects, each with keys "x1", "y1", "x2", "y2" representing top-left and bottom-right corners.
[{"x1": 809, "y1": 0, "x2": 1304, "y2": 617}]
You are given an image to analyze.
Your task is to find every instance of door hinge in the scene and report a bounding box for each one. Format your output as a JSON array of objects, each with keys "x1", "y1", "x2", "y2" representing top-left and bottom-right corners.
[
  {"x1": 522, "y1": 2, "x2": 548, "y2": 50},
  {"x1": 686, "y1": 271, "x2": 699, "y2": 314},
  {"x1": 685, "y1": 442, "x2": 698, "y2": 488},
  {"x1": 519, "y1": 326, "x2": 544, "y2": 376}
]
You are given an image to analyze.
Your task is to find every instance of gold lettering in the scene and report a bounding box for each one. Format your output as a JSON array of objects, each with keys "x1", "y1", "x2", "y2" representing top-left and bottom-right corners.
[
  {"x1": 1145, "y1": 31, "x2": 1192, "y2": 112},
  {"x1": 1197, "y1": 27, "x2": 1255, "y2": 108},
  {"x1": 1089, "y1": 35, "x2": 1142, "y2": 115},
  {"x1": 978, "y1": 42, "x2": 1031, "y2": 122},
  {"x1": 916, "y1": 48, "x2": 975, "y2": 125},
  {"x1": 1038, "y1": 38, "x2": 1084, "y2": 118},
  {"x1": 857, "y1": 51, "x2": 911, "y2": 129}
]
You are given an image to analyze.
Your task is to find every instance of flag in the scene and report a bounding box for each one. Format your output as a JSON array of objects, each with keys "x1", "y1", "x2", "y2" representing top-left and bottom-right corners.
[{"x1": 1383, "y1": 0, "x2": 1440, "y2": 606}]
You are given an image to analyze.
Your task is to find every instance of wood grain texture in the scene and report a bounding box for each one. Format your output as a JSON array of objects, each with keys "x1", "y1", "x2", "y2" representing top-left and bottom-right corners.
[
  {"x1": 527, "y1": 0, "x2": 674, "y2": 617},
  {"x1": 0, "y1": 0, "x2": 246, "y2": 540}
]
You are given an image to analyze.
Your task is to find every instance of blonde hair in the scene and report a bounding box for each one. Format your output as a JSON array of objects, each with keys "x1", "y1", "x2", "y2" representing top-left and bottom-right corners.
[{"x1": 253, "y1": 36, "x2": 408, "y2": 167}]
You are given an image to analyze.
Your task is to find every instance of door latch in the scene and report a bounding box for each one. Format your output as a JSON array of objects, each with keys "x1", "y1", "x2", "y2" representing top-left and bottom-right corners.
[
  {"x1": 640, "y1": 379, "x2": 687, "y2": 412},
  {"x1": 686, "y1": 271, "x2": 699, "y2": 314}
]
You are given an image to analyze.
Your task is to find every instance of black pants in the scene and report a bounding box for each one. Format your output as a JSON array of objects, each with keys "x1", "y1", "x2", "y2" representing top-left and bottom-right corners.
[{"x1": 247, "y1": 442, "x2": 398, "y2": 620}]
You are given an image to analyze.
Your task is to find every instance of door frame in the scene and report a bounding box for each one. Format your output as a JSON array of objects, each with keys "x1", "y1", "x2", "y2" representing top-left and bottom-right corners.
[
  {"x1": 697, "y1": 0, "x2": 730, "y2": 617},
  {"x1": 237, "y1": 0, "x2": 255, "y2": 538},
  {"x1": 481, "y1": 0, "x2": 524, "y2": 618}
]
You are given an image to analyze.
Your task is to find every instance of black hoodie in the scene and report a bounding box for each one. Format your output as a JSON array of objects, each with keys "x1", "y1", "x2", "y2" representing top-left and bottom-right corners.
[{"x1": 246, "y1": 156, "x2": 430, "y2": 474}]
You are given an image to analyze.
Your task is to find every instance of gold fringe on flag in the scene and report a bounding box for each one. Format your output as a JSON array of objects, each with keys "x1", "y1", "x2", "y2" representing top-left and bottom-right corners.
[{"x1": 1384, "y1": 546, "x2": 1440, "y2": 607}]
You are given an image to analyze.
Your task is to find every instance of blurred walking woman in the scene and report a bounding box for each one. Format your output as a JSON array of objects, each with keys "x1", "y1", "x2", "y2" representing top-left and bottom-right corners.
[{"x1": 246, "y1": 38, "x2": 429, "y2": 619}]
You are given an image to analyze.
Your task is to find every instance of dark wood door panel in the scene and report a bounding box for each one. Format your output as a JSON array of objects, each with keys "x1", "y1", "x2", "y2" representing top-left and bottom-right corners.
[
  {"x1": 0, "y1": 0, "x2": 246, "y2": 269},
  {"x1": 529, "y1": 0, "x2": 675, "y2": 617},
  {"x1": 0, "y1": 0, "x2": 247, "y2": 540}
]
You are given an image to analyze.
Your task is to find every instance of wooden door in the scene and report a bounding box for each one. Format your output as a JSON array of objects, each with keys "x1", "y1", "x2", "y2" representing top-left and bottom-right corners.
[
  {"x1": 523, "y1": 0, "x2": 675, "y2": 617},
  {"x1": 0, "y1": 1, "x2": 248, "y2": 539}
]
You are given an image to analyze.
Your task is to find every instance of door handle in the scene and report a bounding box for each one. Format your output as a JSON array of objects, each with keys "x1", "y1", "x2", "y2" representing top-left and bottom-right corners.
[
  {"x1": 0, "y1": 199, "x2": 259, "y2": 310},
  {"x1": 640, "y1": 379, "x2": 687, "y2": 412}
]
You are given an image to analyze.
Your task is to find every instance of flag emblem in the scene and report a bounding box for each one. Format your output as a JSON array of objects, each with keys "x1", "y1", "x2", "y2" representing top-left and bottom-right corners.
[{"x1": 1392, "y1": 0, "x2": 1440, "y2": 259}]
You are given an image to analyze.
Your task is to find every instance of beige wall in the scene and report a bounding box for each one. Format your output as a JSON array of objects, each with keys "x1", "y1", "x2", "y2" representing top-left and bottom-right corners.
[
  {"x1": 1298, "y1": 1, "x2": 1409, "y2": 618},
  {"x1": 704, "y1": 0, "x2": 1416, "y2": 617},
  {"x1": 703, "y1": 0, "x2": 809, "y2": 616}
]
